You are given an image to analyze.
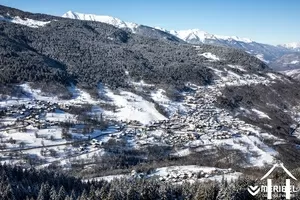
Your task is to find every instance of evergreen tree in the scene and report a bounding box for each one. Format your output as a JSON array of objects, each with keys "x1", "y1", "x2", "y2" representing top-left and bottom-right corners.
[
  {"x1": 57, "y1": 186, "x2": 67, "y2": 200},
  {"x1": 99, "y1": 183, "x2": 110, "y2": 199},
  {"x1": 37, "y1": 183, "x2": 50, "y2": 200},
  {"x1": 3, "y1": 183, "x2": 16, "y2": 200},
  {"x1": 107, "y1": 188, "x2": 122, "y2": 200},
  {"x1": 69, "y1": 190, "x2": 77, "y2": 200},
  {"x1": 79, "y1": 189, "x2": 88, "y2": 200},
  {"x1": 64, "y1": 195, "x2": 71, "y2": 200},
  {"x1": 50, "y1": 186, "x2": 57, "y2": 200},
  {"x1": 126, "y1": 185, "x2": 140, "y2": 200}
]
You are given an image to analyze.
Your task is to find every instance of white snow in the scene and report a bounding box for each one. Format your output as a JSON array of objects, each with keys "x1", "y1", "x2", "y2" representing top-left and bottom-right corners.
[
  {"x1": 283, "y1": 68, "x2": 300, "y2": 76},
  {"x1": 282, "y1": 69, "x2": 300, "y2": 80},
  {"x1": 18, "y1": 83, "x2": 167, "y2": 125},
  {"x1": 200, "y1": 52, "x2": 220, "y2": 61},
  {"x1": 67, "y1": 85, "x2": 98, "y2": 105},
  {"x1": 215, "y1": 35, "x2": 253, "y2": 43},
  {"x1": 212, "y1": 134, "x2": 276, "y2": 167},
  {"x1": 170, "y1": 149, "x2": 191, "y2": 157},
  {"x1": 227, "y1": 65, "x2": 247, "y2": 72},
  {"x1": 252, "y1": 109, "x2": 271, "y2": 119},
  {"x1": 62, "y1": 11, "x2": 138, "y2": 32},
  {"x1": 151, "y1": 89, "x2": 186, "y2": 116},
  {"x1": 150, "y1": 165, "x2": 241, "y2": 183},
  {"x1": 290, "y1": 60, "x2": 300, "y2": 64},
  {"x1": 88, "y1": 174, "x2": 128, "y2": 182},
  {"x1": 154, "y1": 26, "x2": 168, "y2": 32},
  {"x1": 152, "y1": 165, "x2": 220, "y2": 176},
  {"x1": 0, "y1": 15, "x2": 50, "y2": 28},
  {"x1": 281, "y1": 42, "x2": 300, "y2": 49},
  {"x1": 170, "y1": 29, "x2": 217, "y2": 43},
  {"x1": 255, "y1": 54, "x2": 270, "y2": 63},
  {"x1": 87, "y1": 165, "x2": 241, "y2": 184},
  {"x1": 266, "y1": 73, "x2": 279, "y2": 80},
  {"x1": 20, "y1": 83, "x2": 59, "y2": 102},
  {"x1": 103, "y1": 88, "x2": 167, "y2": 124},
  {"x1": 169, "y1": 29, "x2": 253, "y2": 44},
  {"x1": 131, "y1": 80, "x2": 154, "y2": 87}
]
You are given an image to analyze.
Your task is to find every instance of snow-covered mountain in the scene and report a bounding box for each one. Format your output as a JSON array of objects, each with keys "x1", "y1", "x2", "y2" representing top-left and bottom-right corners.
[
  {"x1": 62, "y1": 11, "x2": 182, "y2": 42},
  {"x1": 165, "y1": 28, "x2": 292, "y2": 63},
  {"x1": 271, "y1": 52, "x2": 300, "y2": 71},
  {"x1": 168, "y1": 29, "x2": 253, "y2": 44},
  {"x1": 63, "y1": 11, "x2": 139, "y2": 32},
  {"x1": 283, "y1": 68, "x2": 300, "y2": 80},
  {"x1": 0, "y1": 15, "x2": 50, "y2": 28},
  {"x1": 62, "y1": 11, "x2": 294, "y2": 64},
  {"x1": 3, "y1": 4, "x2": 300, "y2": 180},
  {"x1": 169, "y1": 29, "x2": 218, "y2": 43},
  {"x1": 279, "y1": 42, "x2": 300, "y2": 51}
]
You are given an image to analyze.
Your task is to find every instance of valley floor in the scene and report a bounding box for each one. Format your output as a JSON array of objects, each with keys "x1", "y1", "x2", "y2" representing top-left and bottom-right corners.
[{"x1": 1, "y1": 49, "x2": 300, "y2": 185}]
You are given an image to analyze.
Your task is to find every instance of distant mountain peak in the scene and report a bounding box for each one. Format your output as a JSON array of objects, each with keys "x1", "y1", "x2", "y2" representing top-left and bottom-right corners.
[
  {"x1": 62, "y1": 11, "x2": 139, "y2": 31},
  {"x1": 280, "y1": 42, "x2": 300, "y2": 50},
  {"x1": 169, "y1": 29, "x2": 217, "y2": 43},
  {"x1": 168, "y1": 28, "x2": 253, "y2": 44},
  {"x1": 62, "y1": 11, "x2": 296, "y2": 64},
  {"x1": 215, "y1": 35, "x2": 253, "y2": 43}
]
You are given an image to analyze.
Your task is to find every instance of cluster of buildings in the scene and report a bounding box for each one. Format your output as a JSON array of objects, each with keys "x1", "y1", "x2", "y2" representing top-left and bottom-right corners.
[
  {"x1": 117, "y1": 70, "x2": 272, "y2": 156},
  {"x1": 1, "y1": 100, "x2": 60, "y2": 130}
]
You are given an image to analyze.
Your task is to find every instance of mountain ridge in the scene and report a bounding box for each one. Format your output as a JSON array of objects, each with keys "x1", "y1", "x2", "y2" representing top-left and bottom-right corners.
[
  {"x1": 2, "y1": 4, "x2": 300, "y2": 178},
  {"x1": 62, "y1": 11, "x2": 139, "y2": 32},
  {"x1": 279, "y1": 42, "x2": 300, "y2": 51},
  {"x1": 62, "y1": 10, "x2": 296, "y2": 65}
]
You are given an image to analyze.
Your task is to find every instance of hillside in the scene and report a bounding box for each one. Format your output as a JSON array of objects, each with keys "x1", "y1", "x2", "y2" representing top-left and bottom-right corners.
[
  {"x1": 0, "y1": 5, "x2": 269, "y2": 90},
  {"x1": 62, "y1": 10, "x2": 298, "y2": 67},
  {"x1": 271, "y1": 52, "x2": 300, "y2": 71},
  {"x1": 1, "y1": 5, "x2": 300, "y2": 191}
]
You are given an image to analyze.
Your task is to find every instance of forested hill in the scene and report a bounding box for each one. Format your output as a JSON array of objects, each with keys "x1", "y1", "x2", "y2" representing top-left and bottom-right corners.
[
  {"x1": 3, "y1": 5, "x2": 300, "y2": 167},
  {"x1": 0, "y1": 163, "x2": 275, "y2": 200},
  {"x1": 0, "y1": 5, "x2": 60, "y2": 21},
  {"x1": 0, "y1": 5, "x2": 269, "y2": 90}
]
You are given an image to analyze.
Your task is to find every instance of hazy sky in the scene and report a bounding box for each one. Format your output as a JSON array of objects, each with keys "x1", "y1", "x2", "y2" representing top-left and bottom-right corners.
[{"x1": 1, "y1": 0, "x2": 299, "y2": 45}]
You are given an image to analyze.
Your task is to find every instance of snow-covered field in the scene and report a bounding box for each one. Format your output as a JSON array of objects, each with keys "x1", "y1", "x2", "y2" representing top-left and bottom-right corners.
[
  {"x1": 62, "y1": 11, "x2": 139, "y2": 32},
  {"x1": 103, "y1": 89, "x2": 167, "y2": 124},
  {"x1": 200, "y1": 52, "x2": 220, "y2": 61},
  {"x1": 0, "y1": 15, "x2": 50, "y2": 28},
  {"x1": 88, "y1": 165, "x2": 242, "y2": 184},
  {"x1": 290, "y1": 60, "x2": 299, "y2": 64}
]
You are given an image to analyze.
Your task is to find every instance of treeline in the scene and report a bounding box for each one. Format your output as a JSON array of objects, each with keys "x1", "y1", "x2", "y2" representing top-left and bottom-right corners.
[{"x1": 0, "y1": 163, "x2": 268, "y2": 200}]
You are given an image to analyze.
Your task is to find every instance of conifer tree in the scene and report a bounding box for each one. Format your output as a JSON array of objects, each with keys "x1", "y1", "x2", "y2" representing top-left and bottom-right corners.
[
  {"x1": 57, "y1": 186, "x2": 67, "y2": 200},
  {"x1": 50, "y1": 186, "x2": 57, "y2": 200},
  {"x1": 79, "y1": 189, "x2": 88, "y2": 200}
]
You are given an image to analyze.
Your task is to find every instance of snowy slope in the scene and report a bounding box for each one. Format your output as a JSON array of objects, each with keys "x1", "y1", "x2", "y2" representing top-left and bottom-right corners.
[
  {"x1": 169, "y1": 29, "x2": 253, "y2": 44},
  {"x1": 89, "y1": 165, "x2": 242, "y2": 184},
  {"x1": 62, "y1": 11, "x2": 181, "y2": 41},
  {"x1": 0, "y1": 15, "x2": 50, "y2": 28},
  {"x1": 153, "y1": 28, "x2": 293, "y2": 64},
  {"x1": 168, "y1": 29, "x2": 290, "y2": 63},
  {"x1": 103, "y1": 88, "x2": 167, "y2": 124},
  {"x1": 271, "y1": 52, "x2": 300, "y2": 71},
  {"x1": 280, "y1": 42, "x2": 300, "y2": 50},
  {"x1": 169, "y1": 29, "x2": 218, "y2": 43},
  {"x1": 282, "y1": 68, "x2": 300, "y2": 80},
  {"x1": 19, "y1": 83, "x2": 166, "y2": 124},
  {"x1": 61, "y1": 11, "x2": 294, "y2": 64},
  {"x1": 62, "y1": 11, "x2": 139, "y2": 32}
]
